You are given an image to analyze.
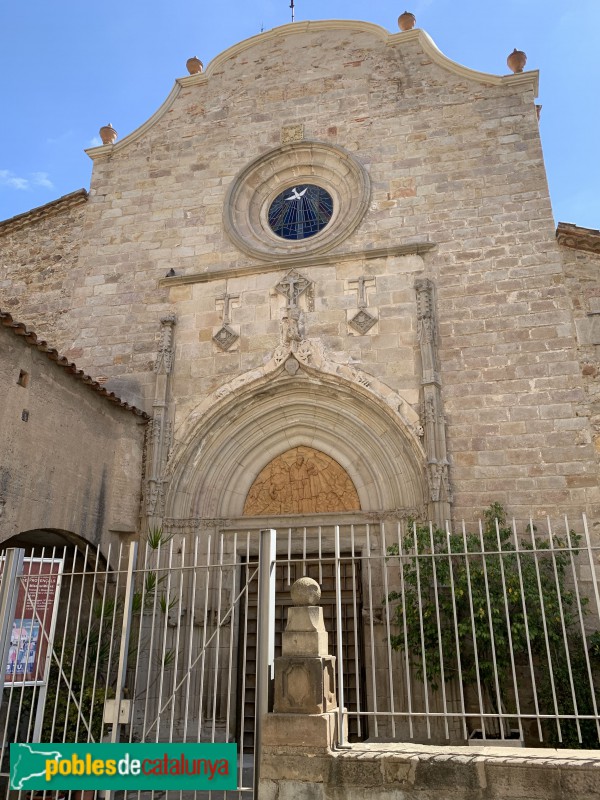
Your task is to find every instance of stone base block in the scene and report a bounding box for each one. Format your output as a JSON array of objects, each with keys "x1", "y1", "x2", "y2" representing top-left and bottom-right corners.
[
  {"x1": 274, "y1": 655, "x2": 336, "y2": 714},
  {"x1": 262, "y1": 710, "x2": 340, "y2": 751}
]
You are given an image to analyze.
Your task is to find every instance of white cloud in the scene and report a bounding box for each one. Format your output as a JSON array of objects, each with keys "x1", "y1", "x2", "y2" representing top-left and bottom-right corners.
[
  {"x1": 89, "y1": 136, "x2": 102, "y2": 147},
  {"x1": 0, "y1": 170, "x2": 29, "y2": 190},
  {"x1": 0, "y1": 169, "x2": 54, "y2": 191},
  {"x1": 32, "y1": 172, "x2": 54, "y2": 189}
]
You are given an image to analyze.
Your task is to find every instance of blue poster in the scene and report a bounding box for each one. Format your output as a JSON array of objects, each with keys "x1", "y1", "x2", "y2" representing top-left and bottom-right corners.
[{"x1": 6, "y1": 619, "x2": 40, "y2": 677}]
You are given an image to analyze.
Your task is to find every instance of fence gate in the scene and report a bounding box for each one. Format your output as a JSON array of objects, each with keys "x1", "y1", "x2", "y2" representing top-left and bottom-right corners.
[{"x1": 0, "y1": 530, "x2": 277, "y2": 800}]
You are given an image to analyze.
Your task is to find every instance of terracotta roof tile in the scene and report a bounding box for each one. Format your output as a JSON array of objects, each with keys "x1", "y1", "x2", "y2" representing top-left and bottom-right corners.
[
  {"x1": 0, "y1": 189, "x2": 88, "y2": 236},
  {"x1": 0, "y1": 310, "x2": 149, "y2": 419}
]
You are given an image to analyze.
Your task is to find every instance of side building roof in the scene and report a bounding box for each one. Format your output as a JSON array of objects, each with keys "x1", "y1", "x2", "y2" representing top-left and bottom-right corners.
[
  {"x1": 556, "y1": 222, "x2": 600, "y2": 255},
  {"x1": 0, "y1": 310, "x2": 149, "y2": 419},
  {"x1": 0, "y1": 189, "x2": 88, "y2": 235}
]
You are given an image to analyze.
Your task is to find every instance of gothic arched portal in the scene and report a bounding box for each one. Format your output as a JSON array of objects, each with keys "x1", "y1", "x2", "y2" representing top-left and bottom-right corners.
[{"x1": 165, "y1": 363, "x2": 428, "y2": 521}]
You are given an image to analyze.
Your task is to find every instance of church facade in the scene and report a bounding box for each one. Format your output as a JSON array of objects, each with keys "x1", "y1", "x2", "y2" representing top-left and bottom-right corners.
[
  {"x1": 2, "y1": 15, "x2": 600, "y2": 755},
  {"x1": 1, "y1": 17, "x2": 599, "y2": 553}
]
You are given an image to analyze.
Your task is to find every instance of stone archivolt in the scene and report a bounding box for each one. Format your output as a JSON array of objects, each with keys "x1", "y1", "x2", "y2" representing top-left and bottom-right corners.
[
  {"x1": 163, "y1": 344, "x2": 426, "y2": 520},
  {"x1": 243, "y1": 446, "x2": 361, "y2": 516}
]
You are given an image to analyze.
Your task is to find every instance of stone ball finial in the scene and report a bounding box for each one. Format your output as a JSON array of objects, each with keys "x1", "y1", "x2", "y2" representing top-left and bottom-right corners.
[
  {"x1": 507, "y1": 48, "x2": 527, "y2": 74},
  {"x1": 186, "y1": 56, "x2": 204, "y2": 75},
  {"x1": 290, "y1": 577, "x2": 321, "y2": 606},
  {"x1": 99, "y1": 124, "x2": 117, "y2": 145},
  {"x1": 398, "y1": 11, "x2": 416, "y2": 31}
]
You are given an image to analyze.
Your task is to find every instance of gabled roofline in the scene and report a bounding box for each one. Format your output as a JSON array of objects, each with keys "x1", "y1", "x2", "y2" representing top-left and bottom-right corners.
[
  {"x1": 556, "y1": 222, "x2": 600, "y2": 255},
  {"x1": 0, "y1": 310, "x2": 149, "y2": 419},
  {"x1": 0, "y1": 189, "x2": 88, "y2": 236},
  {"x1": 86, "y1": 21, "x2": 539, "y2": 160}
]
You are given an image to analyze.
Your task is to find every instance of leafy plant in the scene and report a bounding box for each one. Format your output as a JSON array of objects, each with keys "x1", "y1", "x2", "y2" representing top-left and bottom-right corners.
[{"x1": 386, "y1": 504, "x2": 600, "y2": 747}]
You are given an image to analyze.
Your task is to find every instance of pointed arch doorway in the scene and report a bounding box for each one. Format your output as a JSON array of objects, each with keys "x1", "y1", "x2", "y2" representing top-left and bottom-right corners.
[{"x1": 239, "y1": 445, "x2": 369, "y2": 744}]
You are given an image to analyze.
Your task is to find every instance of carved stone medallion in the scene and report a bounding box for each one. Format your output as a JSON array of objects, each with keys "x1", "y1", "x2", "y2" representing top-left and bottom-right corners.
[
  {"x1": 243, "y1": 445, "x2": 361, "y2": 516},
  {"x1": 213, "y1": 324, "x2": 239, "y2": 351},
  {"x1": 349, "y1": 309, "x2": 377, "y2": 335}
]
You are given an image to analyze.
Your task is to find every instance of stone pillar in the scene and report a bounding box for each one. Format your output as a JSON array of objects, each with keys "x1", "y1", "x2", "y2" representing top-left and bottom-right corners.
[
  {"x1": 415, "y1": 278, "x2": 452, "y2": 526},
  {"x1": 145, "y1": 313, "x2": 176, "y2": 524},
  {"x1": 258, "y1": 577, "x2": 343, "y2": 799}
]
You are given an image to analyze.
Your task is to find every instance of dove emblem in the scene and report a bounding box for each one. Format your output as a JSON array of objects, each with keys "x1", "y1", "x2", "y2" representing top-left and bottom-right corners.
[{"x1": 285, "y1": 186, "x2": 308, "y2": 201}]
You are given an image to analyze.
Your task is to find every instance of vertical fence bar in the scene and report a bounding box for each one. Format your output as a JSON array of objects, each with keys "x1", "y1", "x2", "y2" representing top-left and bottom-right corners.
[
  {"x1": 478, "y1": 519, "x2": 517, "y2": 740},
  {"x1": 380, "y1": 523, "x2": 397, "y2": 739},
  {"x1": 461, "y1": 521, "x2": 486, "y2": 737},
  {"x1": 396, "y1": 522, "x2": 414, "y2": 740},
  {"x1": 110, "y1": 541, "x2": 138, "y2": 743},
  {"x1": 582, "y1": 514, "x2": 600, "y2": 622},
  {"x1": 225, "y1": 533, "x2": 238, "y2": 745},
  {"x1": 254, "y1": 528, "x2": 276, "y2": 799},
  {"x1": 427, "y1": 522, "x2": 448, "y2": 740},
  {"x1": 211, "y1": 534, "x2": 224, "y2": 742},
  {"x1": 238, "y1": 532, "x2": 251, "y2": 791},
  {"x1": 445, "y1": 522, "x2": 468, "y2": 741},
  {"x1": 9, "y1": 552, "x2": 37, "y2": 747},
  {"x1": 365, "y1": 524, "x2": 379, "y2": 738},
  {"x1": 483, "y1": 521, "x2": 516, "y2": 739},
  {"x1": 350, "y1": 524, "x2": 362, "y2": 739},
  {"x1": 566, "y1": 515, "x2": 600, "y2": 742},
  {"x1": 528, "y1": 518, "x2": 561, "y2": 742},
  {"x1": 196, "y1": 535, "x2": 211, "y2": 742},
  {"x1": 156, "y1": 538, "x2": 174, "y2": 742},
  {"x1": 412, "y1": 521, "x2": 431, "y2": 739},
  {"x1": 509, "y1": 519, "x2": 542, "y2": 741},
  {"x1": 334, "y1": 525, "x2": 347, "y2": 747},
  {"x1": 168, "y1": 537, "x2": 186, "y2": 743},
  {"x1": 0, "y1": 549, "x2": 25, "y2": 710},
  {"x1": 182, "y1": 535, "x2": 199, "y2": 744},
  {"x1": 31, "y1": 548, "x2": 63, "y2": 743},
  {"x1": 547, "y1": 517, "x2": 581, "y2": 742},
  {"x1": 74, "y1": 546, "x2": 102, "y2": 743}
]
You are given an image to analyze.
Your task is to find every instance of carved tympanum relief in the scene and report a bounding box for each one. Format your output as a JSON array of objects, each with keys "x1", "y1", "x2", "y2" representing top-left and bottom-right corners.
[{"x1": 243, "y1": 446, "x2": 361, "y2": 516}]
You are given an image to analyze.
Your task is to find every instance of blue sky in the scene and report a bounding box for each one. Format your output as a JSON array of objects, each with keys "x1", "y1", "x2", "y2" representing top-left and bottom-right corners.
[{"x1": 1, "y1": 0, "x2": 598, "y2": 228}]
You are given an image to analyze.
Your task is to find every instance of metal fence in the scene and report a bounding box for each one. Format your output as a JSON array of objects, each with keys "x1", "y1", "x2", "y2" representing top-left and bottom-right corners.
[
  {"x1": 1, "y1": 514, "x2": 600, "y2": 800},
  {"x1": 0, "y1": 531, "x2": 275, "y2": 800},
  {"x1": 326, "y1": 513, "x2": 600, "y2": 748}
]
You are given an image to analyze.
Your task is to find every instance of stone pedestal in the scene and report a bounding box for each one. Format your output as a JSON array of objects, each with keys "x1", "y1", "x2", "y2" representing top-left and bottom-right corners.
[
  {"x1": 258, "y1": 578, "x2": 347, "y2": 800},
  {"x1": 273, "y1": 584, "x2": 338, "y2": 715}
]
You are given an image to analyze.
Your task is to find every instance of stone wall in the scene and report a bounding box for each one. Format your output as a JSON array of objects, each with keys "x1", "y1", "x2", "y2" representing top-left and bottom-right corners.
[
  {"x1": 558, "y1": 229, "x2": 600, "y2": 521},
  {"x1": 0, "y1": 318, "x2": 146, "y2": 555},
  {"x1": 259, "y1": 738, "x2": 600, "y2": 800},
  {"x1": 0, "y1": 190, "x2": 87, "y2": 352}
]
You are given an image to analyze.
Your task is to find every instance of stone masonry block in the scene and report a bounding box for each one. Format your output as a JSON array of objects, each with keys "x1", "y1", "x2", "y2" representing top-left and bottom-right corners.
[{"x1": 274, "y1": 655, "x2": 337, "y2": 715}]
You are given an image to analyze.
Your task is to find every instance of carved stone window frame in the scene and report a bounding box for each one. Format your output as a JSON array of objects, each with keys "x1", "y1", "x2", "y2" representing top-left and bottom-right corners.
[{"x1": 223, "y1": 141, "x2": 370, "y2": 262}]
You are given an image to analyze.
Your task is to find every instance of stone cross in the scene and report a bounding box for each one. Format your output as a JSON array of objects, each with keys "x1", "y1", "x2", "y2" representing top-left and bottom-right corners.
[
  {"x1": 349, "y1": 275, "x2": 374, "y2": 309},
  {"x1": 278, "y1": 274, "x2": 303, "y2": 308},
  {"x1": 216, "y1": 292, "x2": 239, "y2": 325}
]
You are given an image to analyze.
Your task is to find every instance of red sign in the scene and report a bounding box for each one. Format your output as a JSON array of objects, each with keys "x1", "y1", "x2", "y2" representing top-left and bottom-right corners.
[{"x1": 3, "y1": 557, "x2": 62, "y2": 685}]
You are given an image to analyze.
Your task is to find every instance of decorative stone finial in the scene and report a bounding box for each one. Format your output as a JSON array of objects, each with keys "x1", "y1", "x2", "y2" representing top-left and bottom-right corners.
[
  {"x1": 99, "y1": 124, "x2": 117, "y2": 145},
  {"x1": 186, "y1": 56, "x2": 203, "y2": 75},
  {"x1": 398, "y1": 11, "x2": 416, "y2": 31},
  {"x1": 507, "y1": 48, "x2": 527, "y2": 74},
  {"x1": 290, "y1": 577, "x2": 321, "y2": 606}
]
